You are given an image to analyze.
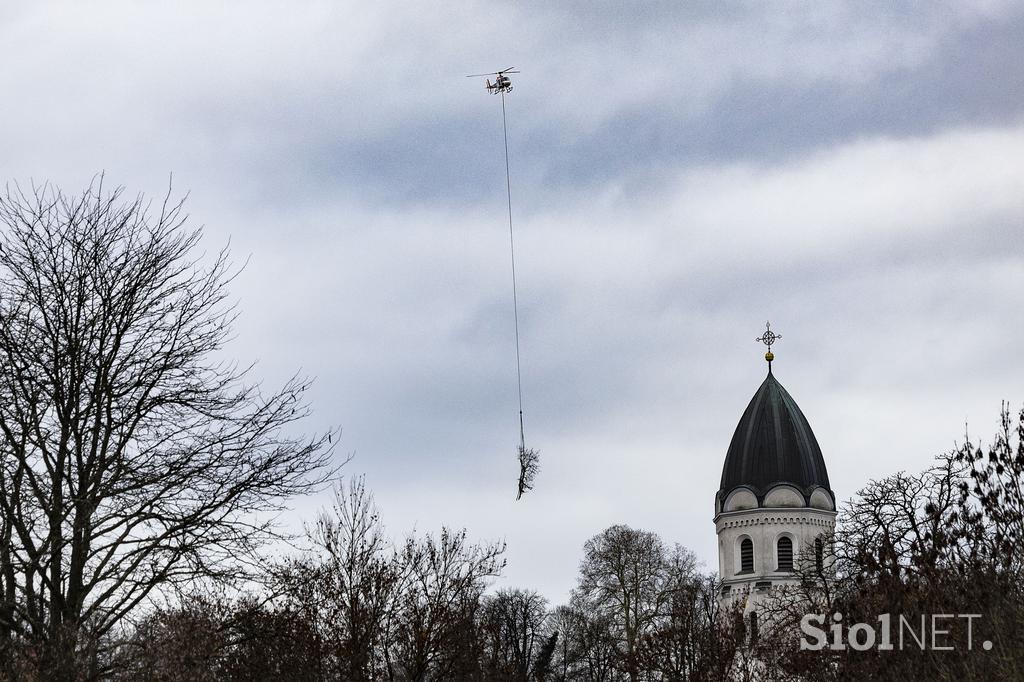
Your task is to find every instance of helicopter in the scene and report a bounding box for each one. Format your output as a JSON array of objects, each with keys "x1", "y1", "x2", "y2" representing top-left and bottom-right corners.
[{"x1": 466, "y1": 67, "x2": 519, "y2": 94}]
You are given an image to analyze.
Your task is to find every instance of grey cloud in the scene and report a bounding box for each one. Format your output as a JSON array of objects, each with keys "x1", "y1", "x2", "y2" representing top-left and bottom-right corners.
[{"x1": 1, "y1": 1, "x2": 1022, "y2": 603}]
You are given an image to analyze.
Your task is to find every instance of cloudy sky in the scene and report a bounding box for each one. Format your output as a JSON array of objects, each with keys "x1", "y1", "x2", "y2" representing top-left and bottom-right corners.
[{"x1": 2, "y1": 2, "x2": 1022, "y2": 601}]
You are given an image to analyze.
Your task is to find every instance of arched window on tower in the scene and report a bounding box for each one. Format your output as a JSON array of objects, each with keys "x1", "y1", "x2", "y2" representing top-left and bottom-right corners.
[
  {"x1": 777, "y1": 536, "x2": 793, "y2": 572},
  {"x1": 749, "y1": 611, "x2": 759, "y2": 645},
  {"x1": 740, "y1": 538, "x2": 754, "y2": 574},
  {"x1": 815, "y1": 537, "x2": 824, "y2": 572}
]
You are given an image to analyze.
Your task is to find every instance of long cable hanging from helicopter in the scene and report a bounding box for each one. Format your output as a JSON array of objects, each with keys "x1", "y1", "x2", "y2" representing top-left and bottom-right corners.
[{"x1": 466, "y1": 67, "x2": 539, "y2": 500}]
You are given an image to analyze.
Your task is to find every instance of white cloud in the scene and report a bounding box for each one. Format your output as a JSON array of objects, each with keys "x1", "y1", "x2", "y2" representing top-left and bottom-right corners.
[{"x1": 0, "y1": 1, "x2": 1021, "y2": 602}]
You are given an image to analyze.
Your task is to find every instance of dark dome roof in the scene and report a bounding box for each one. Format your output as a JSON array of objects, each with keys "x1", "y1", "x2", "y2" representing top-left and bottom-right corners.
[{"x1": 718, "y1": 370, "x2": 832, "y2": 504}]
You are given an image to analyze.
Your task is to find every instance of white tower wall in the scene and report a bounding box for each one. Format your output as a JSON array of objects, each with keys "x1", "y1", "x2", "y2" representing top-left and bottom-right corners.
[{"x1": 715, "y1": 487, "x2": 835, "y2": 612}]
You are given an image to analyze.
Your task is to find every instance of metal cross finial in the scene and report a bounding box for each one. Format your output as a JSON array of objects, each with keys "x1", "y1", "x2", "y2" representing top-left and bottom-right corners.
[
  {"x1": 756, "y1": 321, "x2": 781, "y2": 352},
  {"x1": 756, "y1": 321, "x2": 781, "y2": 369}
]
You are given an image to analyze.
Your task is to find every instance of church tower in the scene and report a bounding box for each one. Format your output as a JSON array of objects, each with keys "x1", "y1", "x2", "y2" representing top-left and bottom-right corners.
[{"x1": 714, "y1": 324, "x2": 836, "y2": 612}]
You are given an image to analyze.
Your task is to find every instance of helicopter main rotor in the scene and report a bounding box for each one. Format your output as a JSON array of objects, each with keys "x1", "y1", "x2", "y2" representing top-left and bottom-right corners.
[{"x1": 466, "y1": 67, "x2": 519, "y2": 94}]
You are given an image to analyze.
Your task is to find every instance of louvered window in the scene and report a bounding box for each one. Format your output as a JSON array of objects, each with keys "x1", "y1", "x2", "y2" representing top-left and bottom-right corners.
[
  {"x1": 777, "y1": 536, "x2": 793, "y2": 572},
  {"x1": 740, "y1": 538, "x2": 754, "y2": 573},
  {"x1": 815, "y1": 537, "x2": 824, "y2": 572}
]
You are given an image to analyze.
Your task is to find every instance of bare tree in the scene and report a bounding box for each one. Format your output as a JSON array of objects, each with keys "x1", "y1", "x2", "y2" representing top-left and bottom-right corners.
[
  {"x1": 750, "y1": 411, "x2": 1024, "y2": 682},
  {"x1": 956, "y1": 404, "x2": 1024, "y2": 575},
  {"x1": 0, "y1": 181, "x2": 334, "y2": 678},
  {"x1": 478, "y1": 588, "x2": 548, "y2": 681},
  {"x1": 276, "y1": 476, "x2": 400, "y2": 680},
  {"x1": 312, "y1": 476, "x2": 399, "y2": 680},
  {"x1": 639, "y1": 562, "x2": 735, "y2": 681},
  {"x1": 547, "y1": 602, "x2": 618, "y2": 682},
  {"x1": 575, "y1": 525, "x2": 672, "y2": 682},
  {"x1": 274, "y1": 476, "x2": 507, "y2": 682},
  {"x1": 114, "y1": 591, "x2": 322, "y2": 682},
  {"x1": 387, "y1": 528, "x2": 506, "y2": 681}
]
